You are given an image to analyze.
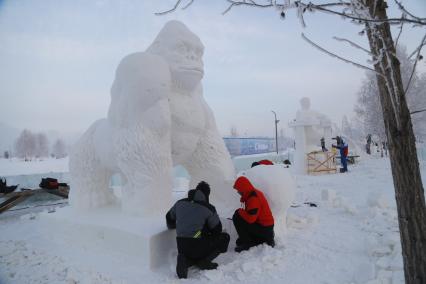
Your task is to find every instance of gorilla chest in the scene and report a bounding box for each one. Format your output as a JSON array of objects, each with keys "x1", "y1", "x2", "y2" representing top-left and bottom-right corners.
[{"x1": 169, "y1": 94, "x2": 206, "y2": 161}]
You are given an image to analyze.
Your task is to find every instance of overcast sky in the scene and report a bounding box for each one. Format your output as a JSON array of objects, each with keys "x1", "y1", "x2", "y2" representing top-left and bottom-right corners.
[{"x1": 0, "y1": 0, "x2": 425, "y2": 138}]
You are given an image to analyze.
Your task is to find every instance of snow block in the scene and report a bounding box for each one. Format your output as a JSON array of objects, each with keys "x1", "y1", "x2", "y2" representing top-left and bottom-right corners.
[
  {"x1": 38, "y1": 206, "x2": 176, "y2": 270},
  {"x1": 321, "y1": 189, "x2": 336, "y2": 203},
  {"x1": 367, "y1": 192, "x2": 390, "y2": 209}
]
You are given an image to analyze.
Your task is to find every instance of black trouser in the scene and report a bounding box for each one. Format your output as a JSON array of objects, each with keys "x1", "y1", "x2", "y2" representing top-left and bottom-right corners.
[
  {"x1": 232, "y1": 211, "x2": 274, "y2": 246},
  {"x1": 176, "y1": 232, "x2": 230, "y2": 263}
]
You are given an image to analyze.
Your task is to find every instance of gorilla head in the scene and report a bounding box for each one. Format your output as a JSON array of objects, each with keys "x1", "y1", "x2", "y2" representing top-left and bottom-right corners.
[{"x1": 147, "y1": 20, "x2": 204, "y2": 91}]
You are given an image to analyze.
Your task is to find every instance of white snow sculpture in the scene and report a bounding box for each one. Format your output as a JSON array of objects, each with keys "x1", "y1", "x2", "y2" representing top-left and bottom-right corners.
[
  {"x1": 240, "y1": 165, "x2": 296, "y2": 232},
  {"x1": 69, "y1": 20, "x2": 235, "y2": 216},
  {"x1": 289, "y1": 97, "x2": 332, "y2": 174}
]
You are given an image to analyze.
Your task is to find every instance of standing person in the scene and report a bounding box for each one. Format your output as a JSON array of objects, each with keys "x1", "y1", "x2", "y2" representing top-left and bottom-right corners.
[
  {"x1": 332, "y1": 136, "x2": 349, "y2": 173},
  {"x1": 320, "y1": 137, "x2": 328, "y2": 152},
  {"x1": 166, "y1": 181, "x2": 230, "y2": 279},
  {"x1": 366, "y1": 134, "x2": 372, "y2": 155},
  {"x1": 232, "y1": 176, "x2": 275, "y2": 252}
]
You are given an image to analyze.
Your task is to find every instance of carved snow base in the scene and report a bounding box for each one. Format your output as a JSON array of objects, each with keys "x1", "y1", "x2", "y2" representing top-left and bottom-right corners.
[{"x1": 39, "y1": 206, "x2": 176, "y2": 270}]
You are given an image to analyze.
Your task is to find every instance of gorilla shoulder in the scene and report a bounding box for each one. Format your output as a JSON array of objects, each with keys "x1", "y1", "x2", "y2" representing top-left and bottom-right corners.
[
  {"x1": 108, "y1": 52, "x2": 172, "y2": 127},
  {"x1": 114, "y1": 52, "x2": 171, "y2": 88}
]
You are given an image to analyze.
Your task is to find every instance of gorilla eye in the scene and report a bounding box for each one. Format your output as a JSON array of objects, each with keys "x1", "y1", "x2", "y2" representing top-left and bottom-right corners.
[{"x1": 176, "y1": 43, "x2": 186, "y2": 53}]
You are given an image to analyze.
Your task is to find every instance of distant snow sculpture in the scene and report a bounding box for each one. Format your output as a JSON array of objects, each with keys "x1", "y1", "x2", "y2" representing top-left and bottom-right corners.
[
  {"x1": 69, "y1": 20, "x2": 235, "y2": 216},
  {"x1": 289, "y1": 97, "x2": 332, "y2": 174}
]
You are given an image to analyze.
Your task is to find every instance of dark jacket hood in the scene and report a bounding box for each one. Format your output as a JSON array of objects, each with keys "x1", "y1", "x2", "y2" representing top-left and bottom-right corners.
[{"x1": 193, "y1": 190, "x2": 208, "y2": 202}]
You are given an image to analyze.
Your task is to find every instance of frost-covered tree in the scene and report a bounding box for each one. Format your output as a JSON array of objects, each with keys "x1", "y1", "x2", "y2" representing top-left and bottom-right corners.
[
  {"x1": 408, "y1": 73, "x2": 426, "y2": 142},
  {"x1": 35, "y1": 132, "x2": 49, "y2": 158},
  {"x1": 52, "y1": 138, "x2": 67, "y2": 159},
  {"x1": 15, "y1": 129, "x2": 36, "y2": 160},
  {"x1": 355, "y1": 47, "x2": 426, "y2": 142},
  {"x1": 160, "y1": 1, "x2": 426, "y2": 282},
  {"x1": 355, "y1": 71, "x2": 387, "y2": 139},
  {"x1": 341, "y1": 115, "x2": 354, "y2": 138}
]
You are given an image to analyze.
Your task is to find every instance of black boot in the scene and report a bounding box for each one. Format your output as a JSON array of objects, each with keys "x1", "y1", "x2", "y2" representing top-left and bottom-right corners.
[
  {"x1": 176, "y1": 254, "x2": 188, "y2": 279},
  {"x1": 234, "y1": 243, "x2": 253, "y2": 253},
  {"x1": 196, "y1": 249, "x2": 220, "y2": 270},
  {"x1": 266, "y1": 239, "x2": 275, "y2": 248},
  {"x1": 236, "y1": 238, "x2": 243, "y2": 246},
  {"x1": 196, "y1": 259, "x2": 218, "y2": 270}
]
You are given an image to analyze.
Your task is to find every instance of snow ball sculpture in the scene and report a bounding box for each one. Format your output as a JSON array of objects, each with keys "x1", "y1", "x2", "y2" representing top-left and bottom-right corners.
[{"x1": 69, "y1": 20, "x2": 235, "y2": 216}]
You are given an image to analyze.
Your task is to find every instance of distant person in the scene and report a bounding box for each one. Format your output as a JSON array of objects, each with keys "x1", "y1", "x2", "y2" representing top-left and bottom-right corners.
[
  {"x1": 283, "y1": 159, "x2": 291, "y2": 168},
  {"x1": 320, "y1": 137, "x2": 328, "y2": 152},
  {"x1": 251, "y1": 161, "x2": 260, "y2": 168},
  {"x1": 382, "y1": 141, "x2": 388, "y2": 157},
  {"x1": 332, "y1": 136, "x2": 349, "y2": 173},
  {"x1": 251, "y1": 159, "x2": 274, "y2": 168},
  {"x1": 165, "y1": 181, "x2": 230, "y2": 279},
  {"x1": 366, "y1": 134, "x2": 372, "y2": 155},
  {"x1": 232, "y1": 176, "x2": 275, "y2": 252}
]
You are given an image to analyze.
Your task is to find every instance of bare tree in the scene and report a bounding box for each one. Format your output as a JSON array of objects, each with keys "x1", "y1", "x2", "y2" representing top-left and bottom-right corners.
[
  {"x1": 356, "y1": 46, "x2": 426, "y2": 142},
  {"x1": 354, "y1": 72, "x2": 387, "y2": 139},
  {"x1": 14, "y1": 129, "x2": 36, "y2": 161},
  {"x1": 363, "y1": 3, "x2": 426, "y2": 281},
  {"x1": 408, "y1": 73, "x2": 426, "y2": 142},
  {"x1": 52, "y1": 138, "x2": 67, "y2": 159},
  {"x1": 35, "y1": 132, "x2": 49, "y2": 158},
  {"x1": 159, "y1": 0, "x2": 426, "y2": 282}
]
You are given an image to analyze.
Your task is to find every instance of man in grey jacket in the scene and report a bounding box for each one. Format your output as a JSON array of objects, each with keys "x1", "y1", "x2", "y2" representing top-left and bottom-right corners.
[{"x1": 166, "y1": 181, "x2": 230, "y2": 279}]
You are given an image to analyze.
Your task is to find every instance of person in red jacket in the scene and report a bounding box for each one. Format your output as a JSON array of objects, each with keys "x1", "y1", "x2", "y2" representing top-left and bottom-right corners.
[
  {"x1": 232, "y1": 176, "x2": 275, "y2": 252},
  {"x1": 251, "y1": 159, "x2": 274, "y2": 167}
]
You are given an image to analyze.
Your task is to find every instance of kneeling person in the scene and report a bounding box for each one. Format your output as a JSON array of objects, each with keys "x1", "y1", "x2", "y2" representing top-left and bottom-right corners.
[
  {"x1": 233, "y1": 176, "x2": 275, "y2": 252},
  {"x1": 166, "y1": 181, "x2": 230, "y2": 279}
]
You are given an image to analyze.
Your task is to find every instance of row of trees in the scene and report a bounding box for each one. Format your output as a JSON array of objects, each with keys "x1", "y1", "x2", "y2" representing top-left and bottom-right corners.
[
  {"x1": 11, "y1": 129, "x2": 67, "y2": 160},
  {"x1": 355, "y1": 47, "x2": 426, "y2": 142}
]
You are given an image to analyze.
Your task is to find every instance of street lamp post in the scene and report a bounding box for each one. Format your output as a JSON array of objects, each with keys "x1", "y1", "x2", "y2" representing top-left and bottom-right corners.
[{"x1": 271, "y1": 111, "x2": 280, "y2": 155}]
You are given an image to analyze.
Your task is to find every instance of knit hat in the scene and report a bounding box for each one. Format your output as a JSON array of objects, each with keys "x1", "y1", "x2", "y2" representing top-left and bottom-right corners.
[{"x1": 196, "y1": 181, "x2": 211, "y2": 199}]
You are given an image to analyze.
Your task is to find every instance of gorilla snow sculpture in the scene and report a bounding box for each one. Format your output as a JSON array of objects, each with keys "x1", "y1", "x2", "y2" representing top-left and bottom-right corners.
[{"x1": 69, "y1": 20, "x2": 235, "y2": 216}]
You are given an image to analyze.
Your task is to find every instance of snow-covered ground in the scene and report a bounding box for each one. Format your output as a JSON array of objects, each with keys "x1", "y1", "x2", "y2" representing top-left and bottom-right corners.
[
  {"x1": 0, "y1": 157, "x2": 69, "y2": 177},
  {"x1": 0, "y1": 157, "x2": 424, "y2": 284}
]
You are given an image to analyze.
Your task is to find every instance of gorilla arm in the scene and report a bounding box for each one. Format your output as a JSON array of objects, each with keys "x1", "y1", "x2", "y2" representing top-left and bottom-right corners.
[
  {"x1": 183, "y1": 93, "x2": 237, "y2": 211},
  {"x1": 107, "y1": 52, "x2": 174, "y2": 216},
  {"x1": 107, "y1": 52, "x2": 172, "y2": 130}
]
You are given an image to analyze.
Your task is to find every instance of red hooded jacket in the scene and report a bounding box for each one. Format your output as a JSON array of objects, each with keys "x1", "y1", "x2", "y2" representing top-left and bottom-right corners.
[{"x1": 233, "y1": 176, "x2": 274, "y2": 227}]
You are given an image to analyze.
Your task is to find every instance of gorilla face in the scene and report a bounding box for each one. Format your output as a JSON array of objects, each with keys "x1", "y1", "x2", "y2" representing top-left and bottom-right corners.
[
  {"x1": 147, "y1": 21, "x2": 205, "y2": 92},
  {"x1": 165, "y1": 39, "x2": 204, "y2": 91}
]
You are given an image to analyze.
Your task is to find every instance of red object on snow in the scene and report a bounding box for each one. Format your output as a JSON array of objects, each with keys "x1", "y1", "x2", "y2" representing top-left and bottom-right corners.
[{"x1": 258, "y1": 159, "x2": 274, "y2": 165}]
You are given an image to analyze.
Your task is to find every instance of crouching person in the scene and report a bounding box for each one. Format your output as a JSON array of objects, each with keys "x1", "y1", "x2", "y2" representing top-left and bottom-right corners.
[
  {"x1": 166, "y1": 181, "x2": 230, "y2": 279},
  {"x1": 233, "y1": 176, "x2": 275, "y2": 252}
]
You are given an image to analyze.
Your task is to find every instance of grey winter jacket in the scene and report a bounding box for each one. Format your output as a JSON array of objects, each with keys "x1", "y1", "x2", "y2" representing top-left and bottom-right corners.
[{"x1": 166, "y1": 190, "x2": 222, "y2": 238}]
